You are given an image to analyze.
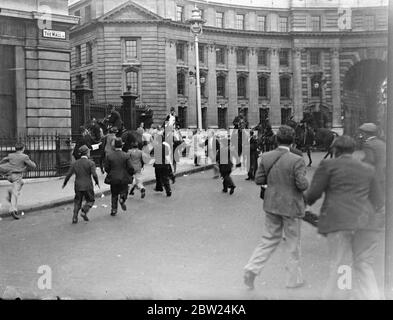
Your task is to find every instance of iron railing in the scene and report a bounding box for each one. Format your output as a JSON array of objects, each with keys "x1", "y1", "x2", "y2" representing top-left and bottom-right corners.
[{"x1": 0, "y1": 134, "x2": 73, "y2": 179}]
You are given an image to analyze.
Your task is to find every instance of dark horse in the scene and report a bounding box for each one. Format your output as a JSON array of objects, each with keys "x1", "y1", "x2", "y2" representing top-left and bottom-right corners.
[
  {"x1": 253, "y1": 121, "x2": 277, "y2": 153},
  {"x1": 121, "y1": 129, "x2": 144, "y2": 152},
  {"x1": 286, "y1": 118, "x2": 338, "y2": 166}
]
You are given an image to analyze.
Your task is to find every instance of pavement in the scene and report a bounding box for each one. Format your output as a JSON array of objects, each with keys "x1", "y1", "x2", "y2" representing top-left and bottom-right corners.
[
  {"x1": 0, "y1": 157, "x2": 213, "y2": 218},
  {"x1": 0, "y1": 151, "x2": 385, "y2": 300}
]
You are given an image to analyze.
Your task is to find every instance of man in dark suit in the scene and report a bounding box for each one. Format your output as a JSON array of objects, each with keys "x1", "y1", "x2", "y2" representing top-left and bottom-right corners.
[
  {"x1": 153, "y1": 140, "x2": 173, "y2": 197},
  {"x1": 63, "y1": 145, "x2": 99, "y2": 224},
  {"x1": 104, "y1": 138, "x2": 134, "y2": 216},
  {"x1": 246, "y1": 130, "x2": 259, "y2": 181},
  {"x1": 305, "y1": 135, "x2": 383, "y2": 299},
  {"x1": 244, "y1": 125, "x2": 309, "y2": 290}
]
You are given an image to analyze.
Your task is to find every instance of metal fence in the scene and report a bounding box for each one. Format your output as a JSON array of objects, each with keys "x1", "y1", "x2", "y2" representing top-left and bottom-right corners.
[
  {"x1": 0, "y1": 134, "x2": 73, "y2": 179},
  {"x1": 71, "y1": 100, "x2": 124, "y2": 136}
]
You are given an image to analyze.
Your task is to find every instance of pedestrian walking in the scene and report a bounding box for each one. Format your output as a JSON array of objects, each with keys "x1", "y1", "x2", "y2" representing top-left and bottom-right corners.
[
  {"x1": 104, "y1": 138, "x2": 134, "y2": 216},
  {"x1": 153, "y1": 141, "x2": 173, "y2": 197},
  {"x1": 358, "y1": 123, "x2": 386, "y2": 202},
  {"x1": 193, "y1": 129, "x2": 205, "y2": 166},
  {"x1": 305, "y1": 135, "x2": 384, "y2": 300},
  {"x1": 128, "y1": 141, "x2": 146, "y2": 199},
  {"x1": 206, "y1": 130, "x2": 220, "y2": 179},
  {"x1": 243, "y1": 125, "x2": 308, "y2": 290},
  {"x1": 217, "y1": 139, "x2": 236, "y2": 195},
  {"x1": 172, "y1": 125, "x2": 183, "y2": 174},
  {"x1": 62, "y1": 145, "x2": 100, "y2": 224},
  {"x1": 0, "y1": 142, "x2": 37, "y2": 220},
  {"x1": 246, "y1": 130, "x2": 259, "y2": 181}
]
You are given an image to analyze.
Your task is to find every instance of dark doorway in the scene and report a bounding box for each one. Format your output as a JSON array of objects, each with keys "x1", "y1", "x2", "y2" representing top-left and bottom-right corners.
[
  {"x1": 342, "y1": 59, "x2": 386, "y2": 136},
  {"x1": 0, "y1": 45, "x2": 16, "y2": 138}
]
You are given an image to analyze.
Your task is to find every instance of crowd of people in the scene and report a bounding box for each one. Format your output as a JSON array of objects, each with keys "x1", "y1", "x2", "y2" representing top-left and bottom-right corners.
[{"x1": 0, "y1": 105, "x2": 387, "y2": 299}]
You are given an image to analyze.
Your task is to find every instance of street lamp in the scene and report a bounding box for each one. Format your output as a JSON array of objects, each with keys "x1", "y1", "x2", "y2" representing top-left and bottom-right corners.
[
  {"x1": 186, "y1": 6, "x2": 206, "y2": 130},
  {"x1": 313, "y1": 75, "x2": 327, "y2": 127}
]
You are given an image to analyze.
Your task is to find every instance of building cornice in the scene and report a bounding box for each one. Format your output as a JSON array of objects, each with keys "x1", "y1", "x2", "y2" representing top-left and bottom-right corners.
[
  {"x1": 70, "y1": 17, "x2": 388, "y2": 40},
  {"x1": 0, "y1": 7, "x2": 78, "y2": 25}
]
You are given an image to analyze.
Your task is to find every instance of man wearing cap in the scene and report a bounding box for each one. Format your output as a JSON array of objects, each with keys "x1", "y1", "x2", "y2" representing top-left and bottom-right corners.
[
  {"x1": 63, "y1": 145, "x2": 99, "y2": 224},
  {"x1": 243, "y1": 125, "x2": 309, "y2": 290},
  {"x1": 104, "y1": 138, "x2": 134, "y2": 216},
  {"x1": 305, "y1": 135, "x2": 383, "y2": 299},
  {"x1": 358, "y1": 123, "x2": 386, "y2": 203}
]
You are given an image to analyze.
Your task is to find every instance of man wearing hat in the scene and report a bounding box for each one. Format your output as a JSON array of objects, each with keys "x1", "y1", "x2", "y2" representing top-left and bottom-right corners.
[
  {"x1": 359, "y1": 123, "x2": 386, "y2": 202},
  {"x1": 63, "y1": 145, "x2": 100, "y2": 224},
  {"x1": 358, "y1": 123, "x2": 386, "y2": 271},
  {"x1": 104, "y1": 138, "x2": 134, "y2": 216}
]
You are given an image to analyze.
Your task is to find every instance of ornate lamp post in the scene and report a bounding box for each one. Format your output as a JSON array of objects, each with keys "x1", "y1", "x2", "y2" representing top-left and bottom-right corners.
[
  {"x1": 186, "y1": 6, "x2": 206, "y2": 130},
  {"x1": 313, "y1": 75, "x2": 327, "y2": 127}
]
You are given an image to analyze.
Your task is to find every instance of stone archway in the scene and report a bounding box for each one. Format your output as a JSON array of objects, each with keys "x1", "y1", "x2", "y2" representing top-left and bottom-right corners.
[{"x1": 342, "y1": 59, "x2": 387, "y2": 136}]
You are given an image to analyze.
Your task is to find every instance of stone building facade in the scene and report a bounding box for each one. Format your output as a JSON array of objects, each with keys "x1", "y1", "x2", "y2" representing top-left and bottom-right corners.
[
  {"x1": 0, "y1": 0, "x2": 78, "y2": 137},
  {"x1": 69, "y1": 0, "x2": 388, "y2": 134}
]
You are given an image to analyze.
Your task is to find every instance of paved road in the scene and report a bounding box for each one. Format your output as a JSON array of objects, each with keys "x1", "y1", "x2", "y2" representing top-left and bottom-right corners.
[{"x1": 0, "y1": 153, "x2": 385, "y2": 300}]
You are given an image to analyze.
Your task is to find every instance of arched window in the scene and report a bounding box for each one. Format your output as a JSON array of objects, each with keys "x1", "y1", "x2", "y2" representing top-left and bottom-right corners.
[
  {"x1": 177, "y1": 72, "x2": 185, "y2": 95},
  {"x1": 125, "y1": 69, "x2": 138, "y2": 94},
  {"x1": 237, "y1": 76, "x2": 247, "y2": 98},
  {"x1": 217, "y1": 75, "x2": 226, "y2": 97},
  {"x1": 258, "y1": 76, "x2": 268, "y2": 98},
  {"x1": 280, "y1": 77, "x2": 290, "y2": 98}
]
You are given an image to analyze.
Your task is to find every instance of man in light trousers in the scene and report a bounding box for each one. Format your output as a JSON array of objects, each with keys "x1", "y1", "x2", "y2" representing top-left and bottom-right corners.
[{"x1": 244, "y1": 125, "x2": 309, "y2": 290}]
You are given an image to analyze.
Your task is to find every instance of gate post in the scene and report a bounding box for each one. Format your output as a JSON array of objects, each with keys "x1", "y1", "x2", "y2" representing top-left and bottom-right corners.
[
  {"x1": 121, "y1": 86, "x2": 138, "y2": 130},
  {"x1": 73, "y1": 81, "x2": 93, "y2": 127}
]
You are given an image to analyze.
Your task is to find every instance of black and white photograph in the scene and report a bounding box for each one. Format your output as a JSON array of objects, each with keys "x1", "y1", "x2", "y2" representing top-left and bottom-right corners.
[{"x1": 0, "y1": 0, "x2": 392, "y2": 306}]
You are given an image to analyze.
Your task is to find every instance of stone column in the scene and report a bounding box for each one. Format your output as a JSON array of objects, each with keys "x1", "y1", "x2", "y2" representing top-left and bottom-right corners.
[
  {"x1": 207, "y1": 44, "x2": 218, "y2": 128},
  {"x1": 331, "y1": 48, "x2": 342, "y2": 129},
  {"x1": 121, "y1": 88, "x2": 138, "y2": 130},
  {"x1": 269, "y1": 48, "x2": 280, "y2": 126},
  {"x1": 248, "y1": 48, "x2": 258, "y2": 127},
  {"x1": 228, "y1": 46, "x2": 238, "y2": 127},
  {"x1": 73, "y1": 83, "x2": 92, "y2": 127},
  {"x1": 293, "y1": 47, "x2": 303, "y2": 122}
]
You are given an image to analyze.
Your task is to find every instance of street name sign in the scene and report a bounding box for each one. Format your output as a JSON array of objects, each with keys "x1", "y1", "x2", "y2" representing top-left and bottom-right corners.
[{"x1": 42, "y1": 29, "x2": 66, "y2": 39}]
